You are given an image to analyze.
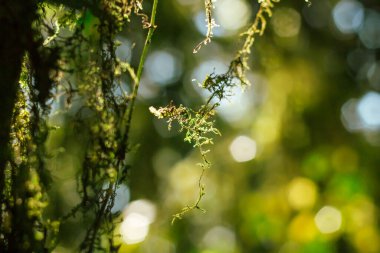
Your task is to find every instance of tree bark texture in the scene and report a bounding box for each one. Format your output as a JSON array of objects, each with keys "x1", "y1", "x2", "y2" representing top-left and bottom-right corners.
[{"x1": 0, "y1": 0, "x2": 38, "y2": 250}]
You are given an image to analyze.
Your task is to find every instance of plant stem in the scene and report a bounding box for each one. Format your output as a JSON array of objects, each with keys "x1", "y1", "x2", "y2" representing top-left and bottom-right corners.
[{"x1": 120, "y1": 0, "x2": 159, "y2": 141}]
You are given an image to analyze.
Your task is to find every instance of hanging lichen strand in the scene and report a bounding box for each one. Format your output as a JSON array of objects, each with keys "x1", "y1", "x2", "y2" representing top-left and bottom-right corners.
[
  {"x1": 150, "y1": 0, "x2": 309, "y2": 222},
  {"x1": 55, "y1": 1, "x2": 159, "y2": 252},
  {"x1": 193, "y1": 0, "x2": 218, "y2": 53},
  {"x1": 0, "y1": 0, "x2": 61, "y2": 249},
  {"x1": 0, "y1": 0, "x2": 157, "y2": 252},
  {"x1": 3, "y1": 62, "x2": 57, "y2": 252}
]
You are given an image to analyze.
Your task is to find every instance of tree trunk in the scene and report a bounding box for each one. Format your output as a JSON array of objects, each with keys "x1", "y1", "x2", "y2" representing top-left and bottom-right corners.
[{"x1": 0, "y1": 0, "x2": 38, "y2": 250}]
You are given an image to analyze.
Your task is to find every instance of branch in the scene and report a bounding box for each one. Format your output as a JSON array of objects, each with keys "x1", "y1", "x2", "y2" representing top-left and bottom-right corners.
[{"x1": 120, "y1": 0, "x2": 159, "y2": 144}]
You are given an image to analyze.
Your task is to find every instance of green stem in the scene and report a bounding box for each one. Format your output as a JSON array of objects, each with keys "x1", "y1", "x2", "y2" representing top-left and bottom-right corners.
[{"x1": 121, "y1": 0, "x2": 159, "y2": 141}]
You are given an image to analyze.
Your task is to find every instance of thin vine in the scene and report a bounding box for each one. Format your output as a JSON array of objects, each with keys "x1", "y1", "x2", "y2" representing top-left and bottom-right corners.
[
  {"x1": 151, "y1": 0, "x2": 310, "y2": 222},
  {"x1": 120, "y1": 0, "x2": 159, "y2": 149}
]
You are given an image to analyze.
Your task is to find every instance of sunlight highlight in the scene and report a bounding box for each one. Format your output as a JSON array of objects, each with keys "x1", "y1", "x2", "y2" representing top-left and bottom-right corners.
[
  {"x1": 120, "y1": 199, "x2": 156, "y2": 244},
  {"x1": 145, "y1": 50, "x2": 182, "y2": 86},
  {"x1": 315, "y1": 206, "x2": 342, "y2": 234},
  {"x1": 229, "y1": 136, "x2": 257, "y2": 162},
  {"x1": 287, "y1": 177, "x2": 318, "y2": 210},
  {"x1": 332, "y1": 0, "x2": 364, "y2": 34},
  {"x1": 120, "y1": 212, "x2": 150, "y2": 244},
  {"x1": 215, "y1": 0, "x2": 251, "y2": 33},
  {"x1": 357, "y1": 91, "x2": 380, "y2": 129}
]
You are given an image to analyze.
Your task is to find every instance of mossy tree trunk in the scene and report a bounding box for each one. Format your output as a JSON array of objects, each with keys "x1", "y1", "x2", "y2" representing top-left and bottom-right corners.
[{"x1": 0, "y1": 0, "x2": 39, "y2": 251}]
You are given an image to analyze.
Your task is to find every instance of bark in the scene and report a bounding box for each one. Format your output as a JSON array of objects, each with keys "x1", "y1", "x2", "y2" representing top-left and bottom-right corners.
[{"x1": 0, "y1": 0, "x2": 38, "y2": 250}]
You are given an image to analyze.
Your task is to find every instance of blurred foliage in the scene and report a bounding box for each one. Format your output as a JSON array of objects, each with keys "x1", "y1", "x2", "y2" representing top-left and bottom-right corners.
[
  {"x1": 1, "y1": 0, "x2": 380, "y2": 253},
  {"x1": 128, "y1": 0, "x2": 380, "y2": 253}
]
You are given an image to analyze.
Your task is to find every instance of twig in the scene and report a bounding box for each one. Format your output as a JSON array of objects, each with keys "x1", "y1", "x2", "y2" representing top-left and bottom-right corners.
[
  {"x1": 120, "y1": 0, "x2": 159, "y2": 143},
  {"x1": 193, "y1": 0, "x2": 217, "y2": 54}
]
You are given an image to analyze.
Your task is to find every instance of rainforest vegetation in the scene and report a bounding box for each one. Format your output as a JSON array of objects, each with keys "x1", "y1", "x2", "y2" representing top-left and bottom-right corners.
[{"x1": 1, "y1": 0, "x2": 380, "y2": 252}]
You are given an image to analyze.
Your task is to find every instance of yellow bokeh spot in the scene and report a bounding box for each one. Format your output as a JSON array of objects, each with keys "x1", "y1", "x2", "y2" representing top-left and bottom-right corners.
[
  {"x1": 353, "y1": 226, "x2": 380, "y2": 253},
  {"x1": 288, "y1": 213, "x2": 318, "y2": 242},
  {"x1": 344, "y1": 195, "x2": 376, "y2": 234},
  {"x1": 287, "y1": 177, "x2": 318, "y2": 210},
  {"x1": 169, "y1": 160, "x2": 203, "y2": 203},
  {"x1": 254, "y1": 116, "x2": 280, "y2": 147}
]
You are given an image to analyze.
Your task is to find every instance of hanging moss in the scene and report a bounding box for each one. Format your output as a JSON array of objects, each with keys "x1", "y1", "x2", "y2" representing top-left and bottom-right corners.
[{"x1": 0, "y1": 0, "x2": 310, "y2": 251}]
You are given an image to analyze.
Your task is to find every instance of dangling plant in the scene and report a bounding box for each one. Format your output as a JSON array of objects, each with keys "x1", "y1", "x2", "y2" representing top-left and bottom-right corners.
[
  {"x1": 150, "y1": 0, "x2": 311, "y2": 222},
  {"x1": 1, "y1": 0, "x2": 158, "y2": 251},
  {"x1": 193, "y1": 0, "x2": 218, "y2": 54},
  {"x1": 0, "y1": 0, "x2": 311, "y2": 251}
]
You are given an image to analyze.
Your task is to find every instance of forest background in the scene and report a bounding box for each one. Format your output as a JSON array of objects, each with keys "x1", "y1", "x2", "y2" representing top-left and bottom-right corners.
[{"x1": 1, "y1": 0, "x2": 380, "y2": 252}]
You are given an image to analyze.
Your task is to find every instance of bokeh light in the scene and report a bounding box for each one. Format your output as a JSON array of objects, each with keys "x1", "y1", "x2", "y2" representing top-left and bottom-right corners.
[
  {"x1": 358, "y1": 10, "x2": 380, "y2": 49},
  {"x1": 357, "y1": 91, "x2": 380, "y2": 129},
  {"x1": 145, "y1": 50, "x2": 182, "y2": 86},
  {"x1": 314, "y1": 206, "x2": 342, "y2": 234},
  {"x1": 214, "y1": 0, "x2": 251, "y2": 34},
  {"x1": 216, "y1": 89, "x2": 253, "y2": 123},
  {"x1": 367, "y1": 61, "x2": 380, "y2": 90},
  {"x1": 272, "y1": 7, "x2": 301, "y2": 38},
  {"x1": 332, "y1": 0, "x2": 364, "y2": 34},
  {"x1": 341, "y1": 98, "x2": 365, "y2": 132},
  {"x1": 229, "y1": 135, "x2": 257, "y2": 162},
  {"x1": 115, "y1": 37, "x2": 132, "y2": 61},
  {"x1": 111, "y1": 184, "x2": 130, "y2": 213},
  {"x1": 341, "y1": 91, "x2": 380, "y2": 134},
  {"x1": 120, "y1": 199, "x2": 156, "y2": 245},
  {"x1": 120, "y1": 212, "x2": 151, "y2": 244},
  {"x1": 288, "y1": 212, "x2": 318, "y2": 242},
  {"x1": 202, "y1": 226, "x2": 236, "y2": 253},
  {"x1": 287, "y1": 177, "x2": 318, "y2": 210}
]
